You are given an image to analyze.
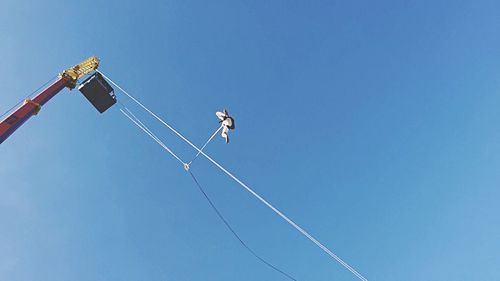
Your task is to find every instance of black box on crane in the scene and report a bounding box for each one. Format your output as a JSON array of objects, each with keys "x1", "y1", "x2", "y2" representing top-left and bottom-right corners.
[{"x1": 78, "y1": 72, "x2": 116, "y2": 113}]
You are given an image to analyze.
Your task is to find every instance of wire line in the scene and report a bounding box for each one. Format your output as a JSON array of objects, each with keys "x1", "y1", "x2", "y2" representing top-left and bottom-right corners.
[
  {"x1": 188, "y1": 170, "x2": 298, "y2": 281},
  {"x1": 101, "y1": 71, "x2": 368, "y2": 281},
  {"x1": 119, "y1": 106, "x2": 185, "y2": 165}
]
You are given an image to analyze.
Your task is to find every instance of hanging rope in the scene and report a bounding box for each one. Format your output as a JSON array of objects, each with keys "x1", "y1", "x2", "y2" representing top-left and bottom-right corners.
[
  {"x1": 100, "y1": 71, "x2": 368, "y2": 281},
  {"x1": 189, "y1": 170, "x2": 298, "y2": 281}
]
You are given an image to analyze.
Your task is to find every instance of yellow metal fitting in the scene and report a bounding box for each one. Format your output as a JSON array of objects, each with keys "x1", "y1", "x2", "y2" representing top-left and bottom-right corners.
[{"x1": 60, "y1": 56, "x2": 100, "y2": 89}]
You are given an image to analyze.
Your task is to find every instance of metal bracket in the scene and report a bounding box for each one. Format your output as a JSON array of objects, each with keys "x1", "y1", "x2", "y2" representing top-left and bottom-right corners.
[{"x1": 24, "y1": 99, "x2": 41, "y2": 115}]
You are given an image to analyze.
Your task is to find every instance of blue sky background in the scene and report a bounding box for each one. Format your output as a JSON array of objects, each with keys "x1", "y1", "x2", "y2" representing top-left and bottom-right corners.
[{"x1": 1, "y1": 1, "x2": 500, "y2": 280}]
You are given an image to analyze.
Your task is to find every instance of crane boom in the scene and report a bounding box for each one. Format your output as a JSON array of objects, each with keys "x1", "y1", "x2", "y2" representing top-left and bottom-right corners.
[{"x1": 0, "y1": 56, "x2": 100, "y2": 144}]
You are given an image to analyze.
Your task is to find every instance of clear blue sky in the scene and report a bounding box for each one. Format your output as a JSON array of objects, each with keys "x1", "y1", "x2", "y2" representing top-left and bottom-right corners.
[{"x1": 1, "y1": 1, "x2": 500, "y2": 280}]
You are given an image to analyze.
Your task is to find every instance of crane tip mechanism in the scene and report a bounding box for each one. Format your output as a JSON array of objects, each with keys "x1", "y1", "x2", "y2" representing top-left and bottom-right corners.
[{"x1": 61, "y1": 56, "x2": 100, "y2": 89}]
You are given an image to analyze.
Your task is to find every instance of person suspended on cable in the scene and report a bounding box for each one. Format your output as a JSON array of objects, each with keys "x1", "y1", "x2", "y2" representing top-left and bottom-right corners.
[{"x1": 216, "y1": 109, "x2": 235, "y2": 144}]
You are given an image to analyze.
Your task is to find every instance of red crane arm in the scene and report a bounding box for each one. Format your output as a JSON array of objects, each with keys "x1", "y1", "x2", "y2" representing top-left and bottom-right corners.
[
  {"x1": 0, "y1": 56, "x2": 100, "y2": 145},
  {"x1": 0, "y1": 78, "x2": 68, "y2": 144}
]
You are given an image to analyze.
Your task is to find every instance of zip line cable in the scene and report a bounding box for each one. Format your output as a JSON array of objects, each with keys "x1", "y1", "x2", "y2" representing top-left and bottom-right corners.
[
  {"x1": 107, "y1": 71, "x2": 368, "y2": 281},
  {"x1": 101, "y1": 70, "x2": 368, "y2": 281},
  {"x1": 119, "y1": 104, "x2": 299, "y2": 280},
  {"x1": 188, "y1": 170, "x2": 298, "y2": 281}
]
